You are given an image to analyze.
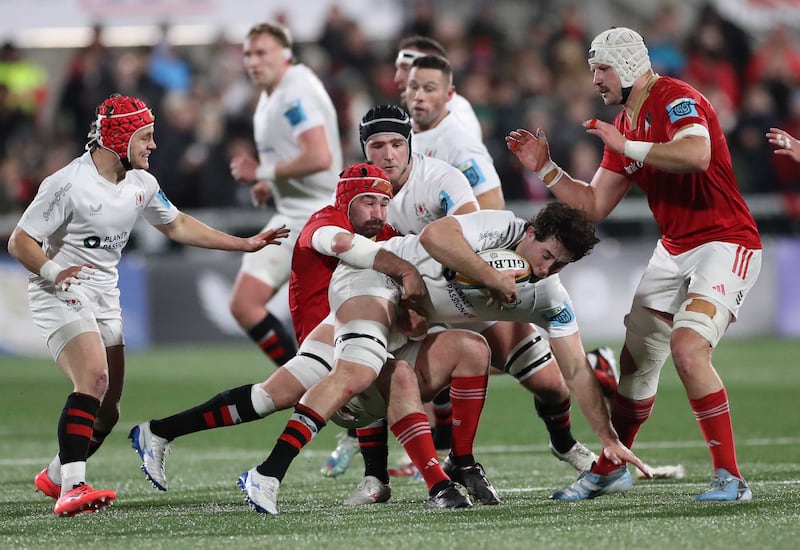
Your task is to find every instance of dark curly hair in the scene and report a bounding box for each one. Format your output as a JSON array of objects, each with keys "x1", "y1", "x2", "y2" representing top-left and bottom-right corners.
[{"x1": 529, "y1": 202, "x2": 599, "y2": 262}]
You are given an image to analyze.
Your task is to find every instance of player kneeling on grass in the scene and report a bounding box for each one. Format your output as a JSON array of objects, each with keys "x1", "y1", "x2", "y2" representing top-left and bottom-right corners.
[
  {"x1": 242, "y1": 204, "x2": 652, "y2": 516},
  {"x1": 8, "y1": 94, "x2": 288, "y2": 517}
]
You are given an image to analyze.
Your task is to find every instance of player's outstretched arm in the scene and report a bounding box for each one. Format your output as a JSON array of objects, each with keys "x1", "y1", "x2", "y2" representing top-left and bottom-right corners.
[
  {"x1": 156, "y1": 213, "x2": 288, "y2": 252},
  {"x1": 549, "y1": 332, "x2": 652, "y2": 478}
]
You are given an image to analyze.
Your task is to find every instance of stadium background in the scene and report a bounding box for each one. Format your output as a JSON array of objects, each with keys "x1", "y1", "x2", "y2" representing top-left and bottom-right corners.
[{"x1": 1, "y1": 0, "x2": 799, "y2": 356}]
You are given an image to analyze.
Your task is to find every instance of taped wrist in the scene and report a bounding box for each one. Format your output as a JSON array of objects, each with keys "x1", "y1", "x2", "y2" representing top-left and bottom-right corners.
[
  {"x1": 40, "y1": 260, "x2": 63, "y2": 283},
  {"x1": 535, "y1": 159, "x2": 564, "y2": 188},
  {"x1": 623, "y1": 140, "x2": 653, "y2": 162},
  {"x1": 312, "y1": 226, "x2": 381, "y2": 268},
  {"x1": 255, "y1": 163, "x2": 276, "y2": 181}
]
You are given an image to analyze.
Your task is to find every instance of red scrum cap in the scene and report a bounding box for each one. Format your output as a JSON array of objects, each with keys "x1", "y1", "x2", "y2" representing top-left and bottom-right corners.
[
  {"x1": 335, "y1": 163, "x2": 393, "y2": 215},
  {"x1": 87, "y1": 94, "x2": 155, "y2": 167}
]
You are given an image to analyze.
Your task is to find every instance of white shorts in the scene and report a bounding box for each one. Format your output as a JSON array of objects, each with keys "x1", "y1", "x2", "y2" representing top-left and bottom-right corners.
[
  {"x1": 633, "y1": 240, "x2": 762, "y2": 320},
  {"x1": 239, "y1": 213, "x2": 305, "y2": 289},
  {"x1": 328, "y1": 265, "x2": 400, "y2": 314},
  {"x1": 29, "y1": 283, "x2": 124, "y2": 360}
]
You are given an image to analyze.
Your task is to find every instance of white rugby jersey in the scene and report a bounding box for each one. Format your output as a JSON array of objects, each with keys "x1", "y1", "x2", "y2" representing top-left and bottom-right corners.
[
  {"x1": 448, "y1": 92, "x2": 482, "y2": 142},
  {"x1": 17, "y1": 152, "x2": 179, "y2": 291},
  {"x1": 387, "y1": 152, "x2": 476, "y2": 235},
  {"x1": 412, "y1": 114, "x2": 502, "y2": 200},
  {"x1": 335, "y1": 210, "x2": 579, "y2": 338},
  {"x1": 253, "y1": 64, "x2": 342, "y2": 219}
]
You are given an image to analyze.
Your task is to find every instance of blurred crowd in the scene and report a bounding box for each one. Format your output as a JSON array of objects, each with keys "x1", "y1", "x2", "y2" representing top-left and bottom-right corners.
[{"x1": 1, "y1": 1, "x2": 800, "y2": 218}]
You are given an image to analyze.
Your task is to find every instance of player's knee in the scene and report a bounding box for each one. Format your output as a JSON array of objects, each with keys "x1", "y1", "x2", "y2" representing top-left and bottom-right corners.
[
  {"x1": 672, "y1": 297, "x2": 729, "y2": 349},
  {"x1": 502, "y1": 331, "x2": 552, "y2": 382},
  {"x1": 620, "y1": 306, "x2": 672, "y2": 399},
  {"x1": 334, "y1": 320, "x2": 389, "y2": 374},
  {"x1": 454, "y1": 331, "x2": 490, "y2": 376},
  {"x1": 283, "y1": 339, "x2": 334, "y2": 390},
  {"x1": 386, "y1": 360, "x2": 417, "y2": 397},
  {"x1": 81, "y1": 366, "x2": 110, "y2": 399}
]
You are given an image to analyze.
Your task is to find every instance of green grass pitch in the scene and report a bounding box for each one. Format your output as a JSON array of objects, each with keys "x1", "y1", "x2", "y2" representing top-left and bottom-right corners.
[{"x1": 1, "y1": 338, "x2": 798, "y2": 549}]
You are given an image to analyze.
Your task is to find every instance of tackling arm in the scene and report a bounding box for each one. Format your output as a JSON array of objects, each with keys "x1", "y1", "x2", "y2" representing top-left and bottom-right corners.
[{"x1": 312, "y1": 226, "x2": 426, "y2": 302}]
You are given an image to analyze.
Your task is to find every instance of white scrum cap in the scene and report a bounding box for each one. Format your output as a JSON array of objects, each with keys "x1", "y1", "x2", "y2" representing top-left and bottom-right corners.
[{"x1": 587, "y1": 27, "x2": 651, "y2": 88}]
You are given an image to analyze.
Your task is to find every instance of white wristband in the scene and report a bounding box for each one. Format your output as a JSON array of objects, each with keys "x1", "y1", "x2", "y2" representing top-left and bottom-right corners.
[
  {"x1": 311, "y1": 226, "x2": 381, "y2": 268},
  {"x1": 255, "y1": 163, "x2": 276, "y2": 181},
  {"x1": 535, "y1": 159, "x2": 564, "y2": 189},
  {"x1": 336, "y1": 233, "x2": 381, "y2": 269},
  {"x1": 39, "y1": 260, "x2": 63, "y2": 283},
  {"x1": 623, "y1": 140, "x2": 653, "y2": 162}
]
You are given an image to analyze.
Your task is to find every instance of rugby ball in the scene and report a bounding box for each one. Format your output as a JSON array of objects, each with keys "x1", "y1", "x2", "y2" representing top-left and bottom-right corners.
[{"x1": 455, "y1": 248, "x2": 531, "y2": 289}]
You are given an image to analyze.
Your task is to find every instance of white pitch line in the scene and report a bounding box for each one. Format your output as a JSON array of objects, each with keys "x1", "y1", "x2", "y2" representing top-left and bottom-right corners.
[{"x1": 3, "y1": 436, "x2": 799, "y2": 466}]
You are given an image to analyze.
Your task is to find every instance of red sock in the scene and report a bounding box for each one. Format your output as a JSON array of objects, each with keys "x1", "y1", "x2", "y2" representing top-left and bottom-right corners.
[
  {"x1": 594, "y1": 393, "x2": 655, "y2": 475},
  {"x1": 690, "y1": 388, "x2": 740, "y2": 477},
  {"x1": 449, "y1": 375, "x2": 488, "y2": 459},
  {"x1": 390, "y1": 412, "x2": 448, "y2": 491}
]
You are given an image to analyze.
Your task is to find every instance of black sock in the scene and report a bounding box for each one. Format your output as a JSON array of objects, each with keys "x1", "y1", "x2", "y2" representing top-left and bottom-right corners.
[
  {"x1": 150, "y1": 384, "x2": 261, "y2": 440},
  {"x1": 357, "y1": 421, "x2": 389, "y2": 484},
  {"x1": 534, "y1": 397, "x2": 576, "y2": 454},
  {"x1": 247, "y1": 313, "x2": 298, "y2": 366},
  {"x1": 58, "y1": 393, "x2": 100, "y2": 465},
  {"x1": 256, "y1": 404, "x2": 326, "y2": 482},
  {"x1": 432, "y1": 387, "x2": 452, "y2": 450}
]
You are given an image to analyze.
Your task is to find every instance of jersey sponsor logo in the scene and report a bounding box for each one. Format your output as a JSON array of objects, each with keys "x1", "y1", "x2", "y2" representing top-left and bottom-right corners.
[
  {"x1": 103, "y1": 232, "x2": 130, "y2": 250},
  {"x1": 439, "y1": 190, "x2": 454, "y2": 214},
  {"x1": 543, "y1": 303, "x2": 574, "y2": 325},
  {"x1": 666, "y1": 98, "x2": 698, "y2": 124},
  {"x1": 457, "y1": 158, "x2": 486, "y2": 187},
  {"x1": 284, "y1": 100, "x2": 307, "y2": 127},
  {"x1": 84, "y1": 236, "x2": 101, "y2": 248},
  {"x1": 42, "y1": 182, "x2": 72, "y2": 222},
  {"x1": 84, "y1": 232, "x2": 130, "y2": 250},
  {"x1": 156, "y1": 188, "x2": 171, "y2": 209}
]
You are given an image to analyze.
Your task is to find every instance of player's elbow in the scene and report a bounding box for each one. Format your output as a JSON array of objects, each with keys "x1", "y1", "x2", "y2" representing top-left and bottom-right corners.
[
  {"x1": 688, "y1": 149, "x2": 711, "y2": 172},
  {"x1": 418, "y1": 221, "x2": 441, "y2": 250},
  {"x1": 677, "y1": 136, "x2": 711, "y2": 172},
  {"x1": 310, "y1": 150, "x2": 333, "y2": 173},
  {"x1": 7, "y1": 229, "x2": 19, "y2": 259},
  {"x1": 7, "y1": 227, "x2": 30, "y2": 261}
]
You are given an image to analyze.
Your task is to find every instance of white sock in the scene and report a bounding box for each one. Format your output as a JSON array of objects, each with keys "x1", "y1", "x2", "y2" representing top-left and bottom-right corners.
[
  {"x1": 251, "y1": 384, "x2": 276, "y2": 416},
  {"x1": 47, "y1": 454, "x2": 62, "y2": 485},
  {"x1": 60, "y1": 461, "x2": 86, "y2": 496}
]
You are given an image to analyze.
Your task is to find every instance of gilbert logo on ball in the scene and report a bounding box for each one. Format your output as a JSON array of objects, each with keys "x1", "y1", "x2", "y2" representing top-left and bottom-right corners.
[{"x1": 455, "y1": 249, "x2": 531, "y2": 289}]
